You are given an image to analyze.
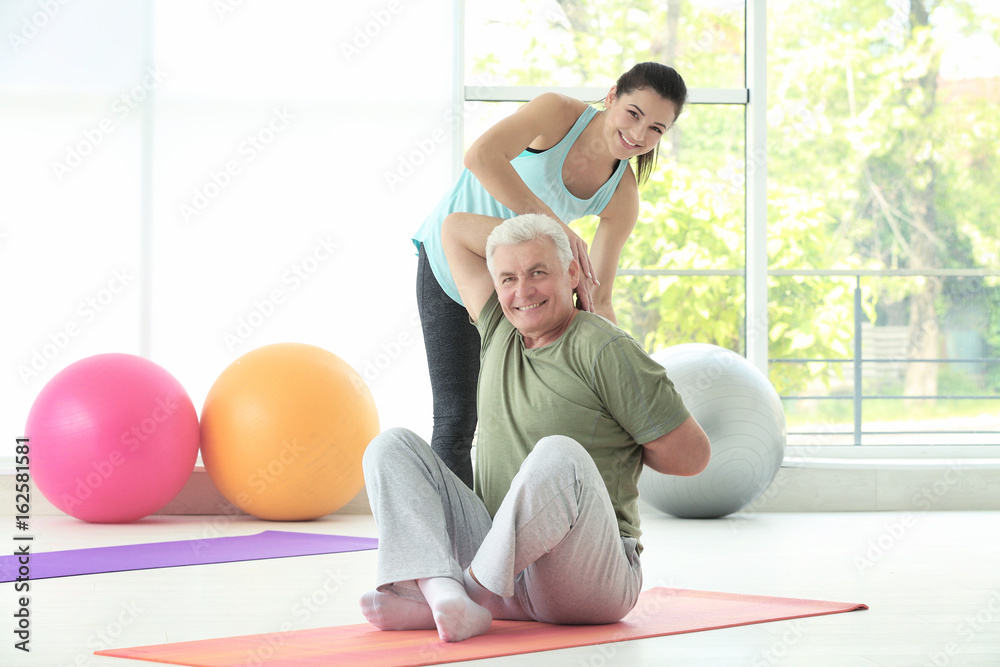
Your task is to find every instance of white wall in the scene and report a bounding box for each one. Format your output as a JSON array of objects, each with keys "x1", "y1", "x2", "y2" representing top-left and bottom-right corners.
[{"x1": 2, "y1": 0, "x2": 455, "y2": 458}]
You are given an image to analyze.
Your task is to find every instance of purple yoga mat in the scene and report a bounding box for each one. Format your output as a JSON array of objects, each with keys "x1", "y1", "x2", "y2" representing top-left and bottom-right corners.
[{"x1": 0, "y1": 530, "x2": 377, "y2": 582}]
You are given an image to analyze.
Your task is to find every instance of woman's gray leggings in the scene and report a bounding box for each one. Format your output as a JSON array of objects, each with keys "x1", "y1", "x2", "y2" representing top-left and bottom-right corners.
[{"x1": 416, "y1": 245, "x2": 480, "y2": 488}]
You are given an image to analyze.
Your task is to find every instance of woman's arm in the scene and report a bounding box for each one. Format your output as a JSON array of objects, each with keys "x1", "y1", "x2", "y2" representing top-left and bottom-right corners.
[
  {"x1": 463, "y1": 92, "x2": 583, "y2": 220},
  {"x1": 464, "y1": 93, "x2": 599, "y2": 307},
  {"x1": 587, "y1": 171, "x2": 640, "y2": 324}
]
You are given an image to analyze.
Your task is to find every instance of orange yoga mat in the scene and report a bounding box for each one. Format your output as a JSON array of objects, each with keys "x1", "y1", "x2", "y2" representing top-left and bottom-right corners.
[{"x1": 97, "y1": 587, "x2": 867, "y2": 666}]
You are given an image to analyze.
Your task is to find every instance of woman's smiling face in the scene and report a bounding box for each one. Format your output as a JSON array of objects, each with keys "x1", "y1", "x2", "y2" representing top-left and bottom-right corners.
[{"x1": 603, "y1": 86, "x2": 678, "y2": 161}]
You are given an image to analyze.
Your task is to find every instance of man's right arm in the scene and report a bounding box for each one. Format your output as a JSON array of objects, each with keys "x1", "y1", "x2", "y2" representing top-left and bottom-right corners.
[
  {"x1": 591, "y1": 336, "x2": 712, "y2": 478},
  {"x1": 441, "y1": 212, "x2": 501, "y2": 322}
]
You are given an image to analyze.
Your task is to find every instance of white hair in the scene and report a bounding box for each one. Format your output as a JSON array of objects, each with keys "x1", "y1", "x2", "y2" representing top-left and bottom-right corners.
[{"x1": 485, "y1": 214, "x2": 573, "y2": 279}]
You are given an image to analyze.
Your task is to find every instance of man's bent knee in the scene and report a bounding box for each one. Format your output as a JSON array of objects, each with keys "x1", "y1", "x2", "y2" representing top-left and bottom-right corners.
[
  {"x1": 516, "y1": 435, "x2": 597, "y2": 484},
  {"x1": 529, "y1": 435, "x2": 589, "y2": 466},
  {"x1": 363, "y1": 427, "x2": 423, "y2": 475}
]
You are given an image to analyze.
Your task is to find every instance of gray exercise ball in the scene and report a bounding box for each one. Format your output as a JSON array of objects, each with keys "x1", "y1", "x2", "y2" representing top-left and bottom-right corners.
[{"x1": 638, "y1": 344, "x2": 786, "y2": 519}]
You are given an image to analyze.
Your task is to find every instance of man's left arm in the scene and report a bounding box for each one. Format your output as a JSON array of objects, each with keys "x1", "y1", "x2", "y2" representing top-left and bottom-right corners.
[{"x1": 641, "y1": 416, "x2": 710, "y2": 476}]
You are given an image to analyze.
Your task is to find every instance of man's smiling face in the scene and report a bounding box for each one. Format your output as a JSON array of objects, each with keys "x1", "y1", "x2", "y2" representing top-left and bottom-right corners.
[{"x1": 492, "y1": 237, "x2": 580, "y2": 349}]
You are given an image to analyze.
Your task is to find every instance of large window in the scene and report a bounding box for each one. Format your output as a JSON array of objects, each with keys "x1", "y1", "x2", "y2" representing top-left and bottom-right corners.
[
  {"x1": 767, "y1": 0, "x2": 1000, "y2": 446},
  {"x1": 463, "y1": 0, "x2": 1000, "y2": 449}
]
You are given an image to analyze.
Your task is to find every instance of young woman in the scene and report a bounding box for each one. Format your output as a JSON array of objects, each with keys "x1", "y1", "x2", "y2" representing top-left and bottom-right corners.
[{"x1": 413, "y1": 62, "x2": 687, "y2": 487}]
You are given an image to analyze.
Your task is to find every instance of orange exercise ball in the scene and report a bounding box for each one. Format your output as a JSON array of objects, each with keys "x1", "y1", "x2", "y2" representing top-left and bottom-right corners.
[{"x1": 200, "y1": 343, "x2": 378, "y2": 520}]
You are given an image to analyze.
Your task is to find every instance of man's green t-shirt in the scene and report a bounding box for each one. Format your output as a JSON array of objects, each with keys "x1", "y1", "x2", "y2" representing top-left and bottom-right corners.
[{"x1": 473, "y1": 292, "x2": 690, "y2": 545}]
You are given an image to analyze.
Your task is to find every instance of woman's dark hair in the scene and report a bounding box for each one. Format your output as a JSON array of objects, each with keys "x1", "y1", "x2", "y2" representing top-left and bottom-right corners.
[{"x1": 612, "y1": 62, "x2": 687, "y2": 186}]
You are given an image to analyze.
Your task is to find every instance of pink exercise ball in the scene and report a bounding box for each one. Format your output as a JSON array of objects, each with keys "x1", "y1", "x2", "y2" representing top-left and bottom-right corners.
[{"x1": 25, "y1": 353, "x2": 200, "y2": 523}]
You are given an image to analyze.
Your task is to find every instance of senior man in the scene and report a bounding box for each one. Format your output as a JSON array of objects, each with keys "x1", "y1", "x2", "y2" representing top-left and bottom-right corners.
[{"x1": 359, "y1": 213, "x2": 710, "y2": 642}]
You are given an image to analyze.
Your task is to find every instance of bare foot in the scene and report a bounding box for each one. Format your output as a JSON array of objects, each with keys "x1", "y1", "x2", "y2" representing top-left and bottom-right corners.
[
  {"x1": 431, "y1": 595, "x2": 493, "y2": 642},
  {"x1": 360, "y1": 590, "x2": 435, "y2": 630}
]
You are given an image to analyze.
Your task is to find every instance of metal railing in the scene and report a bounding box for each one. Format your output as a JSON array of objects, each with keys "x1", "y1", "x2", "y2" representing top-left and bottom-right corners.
[{"x1": 617, "y1": 267, "x2": 1000, "y2": 446}]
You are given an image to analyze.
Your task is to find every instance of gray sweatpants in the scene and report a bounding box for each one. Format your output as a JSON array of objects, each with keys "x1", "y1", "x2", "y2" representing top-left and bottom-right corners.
[{"x1": 362, "y1": 427, "x2": 642, "y2": 624}]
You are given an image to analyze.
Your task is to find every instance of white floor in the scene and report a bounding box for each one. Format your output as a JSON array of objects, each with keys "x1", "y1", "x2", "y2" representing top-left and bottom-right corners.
[{"x1": 3, "y1": 508, "x2": 1000, "y2": 666}]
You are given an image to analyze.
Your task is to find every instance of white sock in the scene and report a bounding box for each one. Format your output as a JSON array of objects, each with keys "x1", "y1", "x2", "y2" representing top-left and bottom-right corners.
[
  {"x1": 417, "y1": 576, "x2": 492, "y2": 642},
  {"x1": 462, "y1": 567, "x2": 493, "y2": 605},
  {"x1": 359, "y1": 590, "x2": 434, "y2": 631}
]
